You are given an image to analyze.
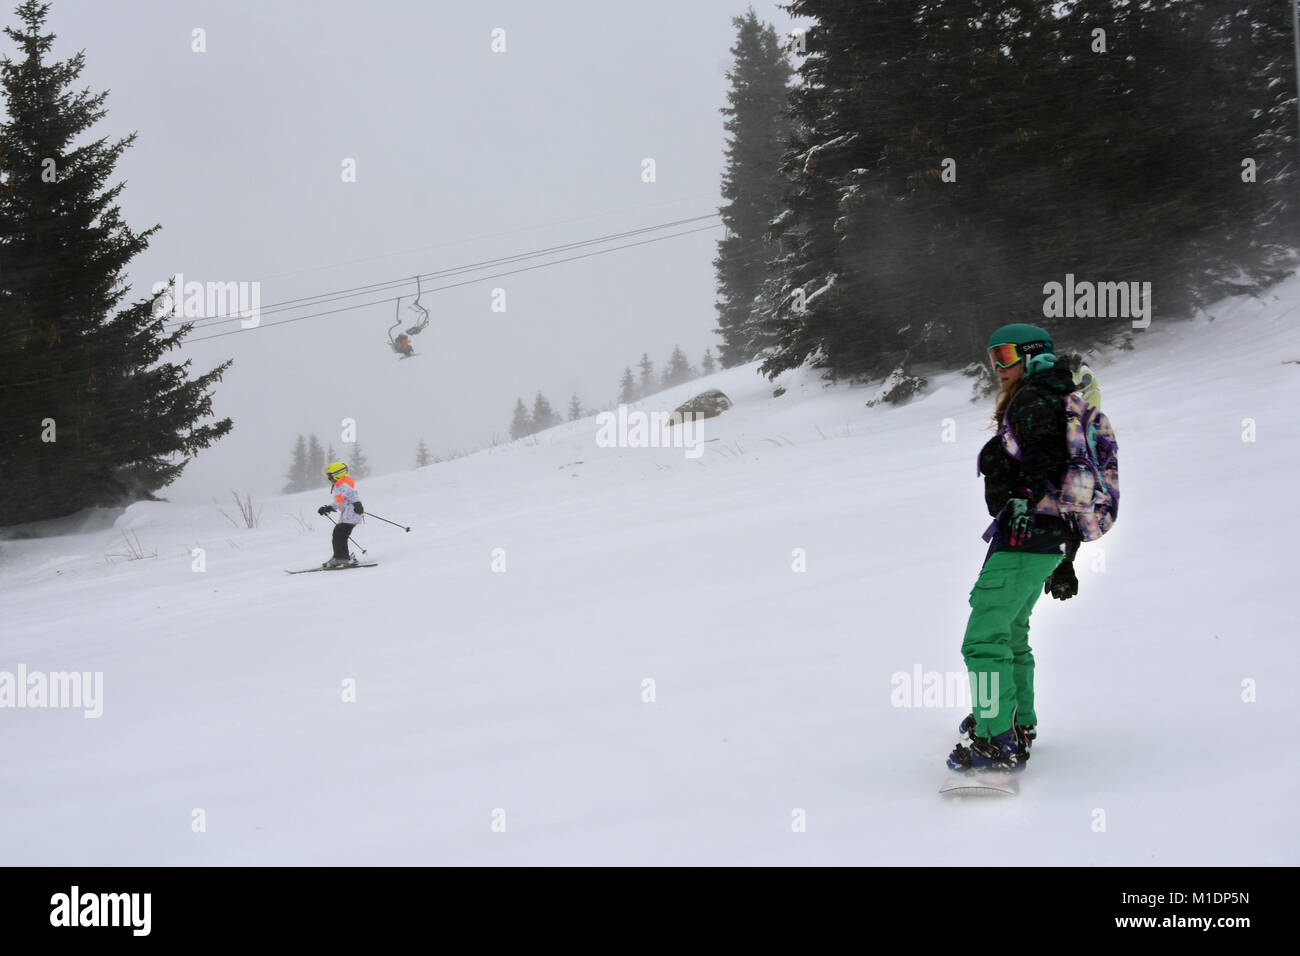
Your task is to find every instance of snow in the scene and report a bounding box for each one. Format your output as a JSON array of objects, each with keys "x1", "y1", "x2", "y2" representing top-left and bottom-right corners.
[{"x1": 2, "y1": 276, "x2": 1299, "y2": 865}]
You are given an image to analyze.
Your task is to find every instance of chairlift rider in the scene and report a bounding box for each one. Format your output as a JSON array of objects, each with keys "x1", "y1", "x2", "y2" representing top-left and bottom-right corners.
[{"x1": 387, "y1": 297, "x2": 416, "y2": 358}]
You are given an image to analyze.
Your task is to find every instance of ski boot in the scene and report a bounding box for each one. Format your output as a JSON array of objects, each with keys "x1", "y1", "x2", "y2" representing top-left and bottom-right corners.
[
  {"x1": 322, "y1": 557, "x2": 353, "y2": 569},
  {"x1": 947, "y1": 726, "x2": 1023, "y2": 772}
]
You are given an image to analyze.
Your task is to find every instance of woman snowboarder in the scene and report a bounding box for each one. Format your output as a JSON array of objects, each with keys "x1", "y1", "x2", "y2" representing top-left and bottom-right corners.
[{"x1": 947, "y1": 323, "x2": 1087, "y2": 773}]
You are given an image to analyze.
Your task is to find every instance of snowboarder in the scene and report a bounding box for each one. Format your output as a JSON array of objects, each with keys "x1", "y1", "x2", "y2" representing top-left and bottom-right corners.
[
  {"x1": 318, "y1": 461, "x2": 365, "y2": 568},
  {"x1": 947, "y1": 324, "x2": 1088, "y2": 774}
]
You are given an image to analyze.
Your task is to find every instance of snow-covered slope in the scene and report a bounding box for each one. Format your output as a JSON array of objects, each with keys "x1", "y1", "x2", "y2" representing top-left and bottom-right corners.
[{"x1": 3, "y1": 278, "x2": 1299, "y2": 865}]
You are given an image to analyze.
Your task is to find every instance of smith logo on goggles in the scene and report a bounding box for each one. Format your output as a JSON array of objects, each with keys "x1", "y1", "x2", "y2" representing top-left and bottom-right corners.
[{"x1": 988, "y1": 341, "x2": 1050, "y2": 369}]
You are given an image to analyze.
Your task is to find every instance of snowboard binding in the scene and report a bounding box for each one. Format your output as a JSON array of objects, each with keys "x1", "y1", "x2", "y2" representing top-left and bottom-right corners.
[
  {"x1": 948, "y1": 730, "x2": 1024, "y2": 772},
  {"x1": 960, "y1": 712, "x2": 1035, "y2": 756}
]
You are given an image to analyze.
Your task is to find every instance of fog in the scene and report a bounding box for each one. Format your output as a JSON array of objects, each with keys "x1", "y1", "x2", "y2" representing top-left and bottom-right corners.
[{"x1": 37, "y1": 0, "x2": 799, "y2": 500}]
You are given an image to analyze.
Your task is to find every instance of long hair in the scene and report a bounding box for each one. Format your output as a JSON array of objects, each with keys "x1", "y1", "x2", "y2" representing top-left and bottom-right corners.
[{"x1": 992, "y1": 377, "x2": 1026, "y2": 429}]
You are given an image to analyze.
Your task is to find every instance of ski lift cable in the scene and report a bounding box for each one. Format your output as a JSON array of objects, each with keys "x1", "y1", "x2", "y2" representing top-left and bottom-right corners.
[
  {"x1": 248, "y1": 192, "x2": 722, "y2": 283},
  {"x1": 186, "y1": 222, "x2": 722, "y2": 344},
  {"x1": 0, "y1": 221, "x2": 733, "y2": 390},
  {"x1": 168, "y1": 213, "x2": 720, "y2": 329},
  {"x1": 163, "y1": 213, "x2": 721, "y2": 333},
  {"x1": 183, "y1": 222, "x2": 723, "y2": 344}
]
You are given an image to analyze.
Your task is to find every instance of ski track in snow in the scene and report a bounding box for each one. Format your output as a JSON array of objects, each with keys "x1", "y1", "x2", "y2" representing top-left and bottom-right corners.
[{"x1": 2, "y1": 277, "x2": 1299, "y2": 865}]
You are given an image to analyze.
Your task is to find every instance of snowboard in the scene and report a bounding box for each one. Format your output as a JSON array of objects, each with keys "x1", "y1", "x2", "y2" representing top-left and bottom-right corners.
[
  {"x1": 285, "y1": 562, "x2": 378, "y2": 575},
  {"x1": 940, "y1": 769, "x2": 1019, "y2": 797}
]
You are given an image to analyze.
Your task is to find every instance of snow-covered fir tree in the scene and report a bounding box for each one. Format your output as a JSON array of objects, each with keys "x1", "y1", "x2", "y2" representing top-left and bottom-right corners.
[
  {"x1": 713, "y1": 7, "x2": 793, "y2": 369},
  {"x1": 0, "y1": 1, "x2": 231, "y2": 521}
]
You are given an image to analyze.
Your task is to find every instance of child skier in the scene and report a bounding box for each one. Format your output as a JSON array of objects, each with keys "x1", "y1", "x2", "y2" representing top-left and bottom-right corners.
[
  {"x1": 947, "y1": 324, "x2": 1088, "y2": 773},
  {"x1": 318, "y1": 461, "x2": 365, "y2": 568}
]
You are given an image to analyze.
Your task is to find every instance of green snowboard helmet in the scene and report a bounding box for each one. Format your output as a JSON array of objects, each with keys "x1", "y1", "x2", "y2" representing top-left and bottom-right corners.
[
  {"x1": 986, "y1": 323, "x2": 1053, "y2": 352},
  {"x1": 986, "y1": 323, "x2": 1054, "y2": 371}
]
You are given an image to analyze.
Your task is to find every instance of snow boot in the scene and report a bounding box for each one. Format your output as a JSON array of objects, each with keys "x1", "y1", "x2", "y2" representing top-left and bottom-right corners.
[
  {"x1": 1018, "y1": 723, "x2": 1036, "y2": 751},
  {"x1": 960, "y1": 712, "x2": 1035, "y2": 758},
  {"x1": 947, "y1": 726, "x2": 1023, "y2": 772}
]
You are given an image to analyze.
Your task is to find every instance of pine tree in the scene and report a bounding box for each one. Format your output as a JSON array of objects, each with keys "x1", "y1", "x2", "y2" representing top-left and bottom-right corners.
[
  {"x1": 637, "y1": 353, "x2": 655, "y2": 398},
  {"x1": 618, "y1": 366, "x2": 636, "y2": 404},
  {"x1": 662, "y1": 345, "x2": 694, "y2": 387},
  {"x1": 531, "y1": 391, "x2": 559, "y2": 433},
  {"x1": 349, "y1": 442, "x2": 369, "y2": 479},
  {"x1": 567, "y1": 393, "x2": 582, "y2": 421},
  {"x1": 282, "y1": 435, "x2": 308, "y2": 493},
  {"x1": 760, "y1": 0, "x2": 922, "y2": 381},
  {"x1": 0, "y1": 1, "x2": 232, "y2": 522},
  {"x1": 714, "y1": 8, "x2": 794, "y2": 368},
  {"x1": 760, "y1": 0, "x2": 1300, "y2": 383},
  {"x1": 1237, "y1": 0, "x2": 1300, "y2": 248},
  {"x1": 509, "y1": 397, "x2": 532, "y2": 439},
  {"x1": 701, "y1": 348, "x2": 716, "y2": 375},
  {"x1": 307, "y1": 435, "x2": 325, "y2": 482},
  {"x1": 415, "y1": 438, "x2": 431, "y2": 467}
]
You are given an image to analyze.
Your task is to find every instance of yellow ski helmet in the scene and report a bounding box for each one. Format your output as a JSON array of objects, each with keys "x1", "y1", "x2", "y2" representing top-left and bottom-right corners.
[{"x1": 325, "y1": 461, "x2": 349, "y2": 482}]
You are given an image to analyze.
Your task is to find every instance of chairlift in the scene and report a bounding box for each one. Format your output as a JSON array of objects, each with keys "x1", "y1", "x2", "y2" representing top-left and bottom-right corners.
[
  {"x1": 387, "y1": 296, "x2": 416, "y2": 359},
  {"x1": 405, "y1": 275, "x2": 430, "y2": 336}
]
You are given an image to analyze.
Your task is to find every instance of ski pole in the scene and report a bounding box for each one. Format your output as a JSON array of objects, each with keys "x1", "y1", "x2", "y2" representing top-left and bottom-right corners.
[
  {"x1": 366, "y1": 512, "x2": 412, "y2": 532},
  {"x1": 324, "y1": 513, "x2": 367, "y2": 555}
]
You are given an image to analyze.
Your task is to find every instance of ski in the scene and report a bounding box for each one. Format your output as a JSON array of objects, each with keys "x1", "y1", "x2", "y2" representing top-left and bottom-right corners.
[{"x1": 285, "y1": 562, "x2": 378, "y2": 574}]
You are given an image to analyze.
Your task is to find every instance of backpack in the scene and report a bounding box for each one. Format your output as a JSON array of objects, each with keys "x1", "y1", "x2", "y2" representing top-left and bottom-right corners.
[
  {"x1": 1037, "y1": 362, "x2": 1119, "y2": 541},
  {"x1": 1002, "y1": 361, "x2": 1120, "y2": 542}
]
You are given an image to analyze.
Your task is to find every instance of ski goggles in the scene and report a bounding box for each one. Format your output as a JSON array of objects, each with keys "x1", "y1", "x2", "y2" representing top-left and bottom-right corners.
[{"x1": 987, "y1": 343, "x2": 1025, "y2": 369}]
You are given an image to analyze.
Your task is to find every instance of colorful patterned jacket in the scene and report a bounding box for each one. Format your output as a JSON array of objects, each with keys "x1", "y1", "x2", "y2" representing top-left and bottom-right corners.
[{"x1": 327, "y1": 475, "x2": 364, "y2": 525}]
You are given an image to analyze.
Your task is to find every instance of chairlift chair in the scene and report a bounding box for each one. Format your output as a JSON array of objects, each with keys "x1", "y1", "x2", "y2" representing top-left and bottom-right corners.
[
  {"x1": 387, "y1": 297, "x2": 416, "y2": 358},
  {"x1": 405, "y1": 274, "x2": 430, "y2": 336}
]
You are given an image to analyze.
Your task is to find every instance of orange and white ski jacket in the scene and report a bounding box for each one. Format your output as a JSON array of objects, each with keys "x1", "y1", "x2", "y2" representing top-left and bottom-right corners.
[{"x1": 328, "y1": 475, "x2": 363, "y2": 525}]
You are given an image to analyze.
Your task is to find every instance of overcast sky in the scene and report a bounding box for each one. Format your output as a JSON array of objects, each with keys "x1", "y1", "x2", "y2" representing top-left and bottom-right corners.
[{"x1": 23, "y1": 0, "x2": 802, "y2": 500}]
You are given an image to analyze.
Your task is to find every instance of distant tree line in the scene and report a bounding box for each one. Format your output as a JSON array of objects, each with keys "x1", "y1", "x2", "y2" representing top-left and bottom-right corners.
[
  {"x1": 507, "y1": 345, "x2": 718, "y2": 440},
  {"x1": 281, "y1": 435, "x2": 370, "y2": 493}
]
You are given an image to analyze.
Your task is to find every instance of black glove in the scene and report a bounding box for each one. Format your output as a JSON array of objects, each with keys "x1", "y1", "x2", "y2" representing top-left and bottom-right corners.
[
  {"x1": 353, "y1": 501, "x2": 363, "y2": 515},
  {"x1": 317, "y1": 506, "x2": 333, "y2": 516},
  {"x1": 1005, "y1": 497, "x2": 1034, "y2": 547},
  {"x1": 1044, "y1": 560, "x2": 1078, "y2": 600}
]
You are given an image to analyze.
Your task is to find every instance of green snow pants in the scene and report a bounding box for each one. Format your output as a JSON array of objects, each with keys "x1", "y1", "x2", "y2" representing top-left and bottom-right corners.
[{"x1": 961, "y1": 550, "x2": 1064, "y2": 739}]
